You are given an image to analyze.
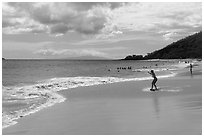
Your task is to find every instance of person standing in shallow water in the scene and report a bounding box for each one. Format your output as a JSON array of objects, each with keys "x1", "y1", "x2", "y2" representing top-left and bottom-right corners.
[
  {"x1": 190, "y1": 63, "x2": 193, "y2": 75},
  {"x1": 148, "y1": 70, "x2": 158, "y2": 91}
]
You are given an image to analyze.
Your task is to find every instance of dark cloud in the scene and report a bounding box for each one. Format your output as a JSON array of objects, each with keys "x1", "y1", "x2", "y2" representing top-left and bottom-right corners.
[
  {"x1": 7, "y1": 2, "x2": 60, "y2": 24},
  {"x1": 7, "y1": 2, "x2": 32, "y2": 10},
  {"x1": 50, "y1": 23, "x2": 69, "y2": 35},
  {"x1": 67, "y1": 2, "x2": 124, "y2": 11},
  {"x1": 75, "y1": 16, "x2": 106, "y2": 35},
  {"x1": 3, "y1": 2, "x2": 124, "y2": 35},
  {"x1": 2, "y1": 19, "x2": 16, "y2": 28},
  {"x1": 108, "y1": 2, "x2": 126, "y2": 9},
  {"x1": 31, "y1": 5, "x2": 59, "y2": 24}
]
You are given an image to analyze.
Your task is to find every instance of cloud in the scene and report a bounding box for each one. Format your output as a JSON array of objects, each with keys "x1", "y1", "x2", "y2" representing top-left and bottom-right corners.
[
  {"x1": 111, "y1": 2, "x2": 201, "y2": 40},
  {"x1": 3, "y1": 2, "x2": 124, "y2": 37},
  {"x1": 34, "y1": 48, "x2": 108, "y2": 58},
  {"x1": 3, "y1": 2, "x2": 201, "y2": 42},
  {"x1": 160, "y1": 31, "x2": 177, "y2": 41},
  {"x1": 50, "y1": 23, "x2": 69, "y2": 35}
]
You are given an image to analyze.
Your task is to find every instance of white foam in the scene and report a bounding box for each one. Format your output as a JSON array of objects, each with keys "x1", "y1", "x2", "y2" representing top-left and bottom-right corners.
[
  {"x1": 2, "y1": 85, "x2": 66, "y2": 129},
  {"x1": 133, "y1": 68, "x2": 177, "y2": 72},
  {"x1": 142, "y1": 86, "x2": 182, "y2": 92},
  {"x1": 2, "y1": 72, "x2": 177, "y2": 129},
  {"x1": 173, "y1": 62, "x2": 190, "y2": 69}
]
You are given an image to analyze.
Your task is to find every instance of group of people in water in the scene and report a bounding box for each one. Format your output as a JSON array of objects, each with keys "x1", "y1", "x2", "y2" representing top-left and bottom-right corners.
[
  {"x1": 108, "y1": 62, "x2": 194, "y2": 91},
  {"x1": 108, "y1": 66, "x2": 132, "y2": 72},
  {"x1": 117, "y1": 66, "x2": 132, "y2": 70}
]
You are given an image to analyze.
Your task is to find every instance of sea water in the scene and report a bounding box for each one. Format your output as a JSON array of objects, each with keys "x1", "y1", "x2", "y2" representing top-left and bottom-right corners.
[{"x1": 2, "y1": 59, "x2": 189, "y2": 128}]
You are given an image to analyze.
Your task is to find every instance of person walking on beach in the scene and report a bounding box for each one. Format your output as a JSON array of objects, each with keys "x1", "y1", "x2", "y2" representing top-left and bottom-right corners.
[
  {"x1": 148, "y1": 70, "x2": 158, "y2": 91},
  {"x1": 190, "y1": 63, "x2": 193, "y2": 75}
]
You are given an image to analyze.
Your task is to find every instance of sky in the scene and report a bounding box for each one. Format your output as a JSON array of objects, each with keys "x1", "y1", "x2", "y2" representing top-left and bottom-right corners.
[{"x1": 2, "y1": 2, "x2": 202, "y2": 59}]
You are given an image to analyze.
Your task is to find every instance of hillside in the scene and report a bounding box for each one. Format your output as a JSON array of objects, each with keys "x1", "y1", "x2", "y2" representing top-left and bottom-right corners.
[{"x1": 123, "y1": 31, "x2": 202, "y2": 60}]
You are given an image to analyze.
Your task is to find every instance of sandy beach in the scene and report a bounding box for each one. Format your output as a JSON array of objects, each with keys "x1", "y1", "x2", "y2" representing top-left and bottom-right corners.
[
  {"x1": 2, "y1": 1, "x2": 202, "y2": 135},
  {"x1": 3, "y1": 72, "x2": 202, "y2": 135}
]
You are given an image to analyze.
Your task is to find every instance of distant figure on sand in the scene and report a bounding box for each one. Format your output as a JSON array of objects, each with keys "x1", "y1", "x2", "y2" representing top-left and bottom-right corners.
[
  {"x1": 148, "y1": 70, "x2": 158, "y2": 91},
  {"x1": 190, "y1": 63, "x2": 193, "y2": 75}
]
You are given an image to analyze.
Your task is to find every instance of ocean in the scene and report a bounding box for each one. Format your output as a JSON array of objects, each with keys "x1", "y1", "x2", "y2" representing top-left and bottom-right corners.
[{"x1": 2, "y1": 59, "x2": 187, "y2": 128}]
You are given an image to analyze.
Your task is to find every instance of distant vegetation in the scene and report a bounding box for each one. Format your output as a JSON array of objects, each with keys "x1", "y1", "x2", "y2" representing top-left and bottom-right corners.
[
  {"x1": 123, "y1": 31, "x2": 202, "y2": 60},
  {"x1": 124, "y1": 55, "x2": 144, "y2": 60}
]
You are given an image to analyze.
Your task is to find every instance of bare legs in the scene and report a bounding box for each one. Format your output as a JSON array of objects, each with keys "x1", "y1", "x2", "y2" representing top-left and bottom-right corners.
[{"x1": 151, "y1": 78, "x2": 158, "y2": 90}]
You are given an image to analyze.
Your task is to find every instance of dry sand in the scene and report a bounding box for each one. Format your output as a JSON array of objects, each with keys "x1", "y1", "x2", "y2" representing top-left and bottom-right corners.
[{"x1": 2, "y1": 74, "x2": 202, "y2": 135}]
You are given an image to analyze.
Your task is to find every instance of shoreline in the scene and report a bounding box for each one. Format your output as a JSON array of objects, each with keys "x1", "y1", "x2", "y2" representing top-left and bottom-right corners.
[
  {"x1": 2, "y1": 68, "x2": 176, "y2": 129},
  {"x1": 2, "y1": 71, "x2": 178, "y2": 129},
  {"x1": 3, "y1": 72, "x2": 202, "y2": 134}
]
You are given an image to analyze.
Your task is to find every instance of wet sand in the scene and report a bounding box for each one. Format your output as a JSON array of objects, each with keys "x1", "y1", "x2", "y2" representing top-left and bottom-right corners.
[{"x1": 3, "y1": 74, "x2": 202, "y2": 135}]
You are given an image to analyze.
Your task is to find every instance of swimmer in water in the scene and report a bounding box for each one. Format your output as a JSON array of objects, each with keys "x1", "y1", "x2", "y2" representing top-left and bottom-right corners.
[{"x1": 148, "y1": 70, "x2": 158, "y2": 91}]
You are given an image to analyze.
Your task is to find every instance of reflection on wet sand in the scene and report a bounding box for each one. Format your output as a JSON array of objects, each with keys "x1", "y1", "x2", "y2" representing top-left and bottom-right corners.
[{"x1": 151, "y1": 93, "x2": 160, "y2": 119}]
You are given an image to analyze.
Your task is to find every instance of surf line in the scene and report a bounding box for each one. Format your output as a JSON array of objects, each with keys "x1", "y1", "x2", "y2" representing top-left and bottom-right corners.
[{"x1": 123, "y1": 72, "x2": 177, "y2": 82}]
